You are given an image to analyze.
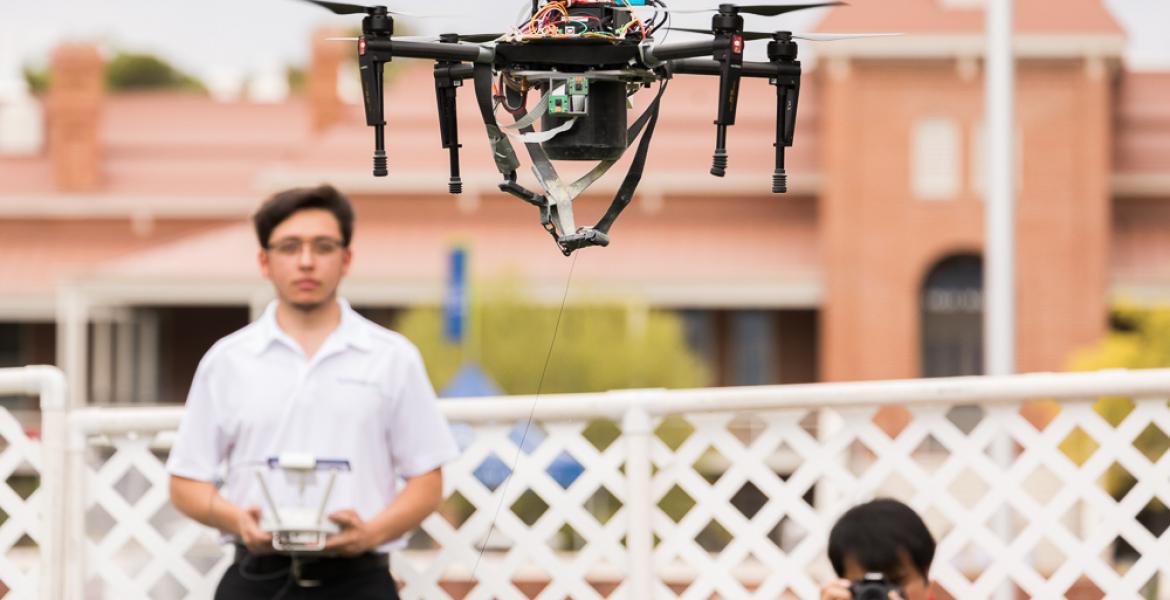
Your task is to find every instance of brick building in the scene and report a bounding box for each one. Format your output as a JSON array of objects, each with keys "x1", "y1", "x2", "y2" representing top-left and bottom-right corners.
[{"x1": 1, "y1": 0, "x2": 1169, "y2": 410}]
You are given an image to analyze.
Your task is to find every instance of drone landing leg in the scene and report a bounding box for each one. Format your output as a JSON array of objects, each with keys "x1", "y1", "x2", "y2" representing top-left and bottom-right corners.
[
  {"x1": 711, "y1": 125, "x2": 729, "y2": 177},
  {"x1": 768, "y1": 33, "x2": 802, "y2": 194},
  {"x1": 373, "y1": 124, "x2": 388, "y2": 177},
  {"x1": 359, "y1": 51, "x2": 390, "y2": 177},
  {"x1": 435, "y1": 36, "x2": 464, "y2": 194}
]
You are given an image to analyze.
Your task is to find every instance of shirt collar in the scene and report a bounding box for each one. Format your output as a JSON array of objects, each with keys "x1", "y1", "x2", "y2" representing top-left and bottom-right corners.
[{"x1": 249, "y1": 298, "x2": 373, "y2": 355}]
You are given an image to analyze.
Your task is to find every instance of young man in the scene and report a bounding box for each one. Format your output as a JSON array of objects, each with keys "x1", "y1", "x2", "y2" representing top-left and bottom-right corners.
[
  {"x1": 167, "y1": 185, "x2": 459, "y2": 599},
  {"x1": 819, "y1": 498, "x2": 938, "y2": 600}
]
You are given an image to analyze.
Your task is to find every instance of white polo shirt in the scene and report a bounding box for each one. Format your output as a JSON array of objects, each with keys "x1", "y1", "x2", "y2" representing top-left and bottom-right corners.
[{"x1": 166, "y1": 298, "x2": 460, "y2": 551}]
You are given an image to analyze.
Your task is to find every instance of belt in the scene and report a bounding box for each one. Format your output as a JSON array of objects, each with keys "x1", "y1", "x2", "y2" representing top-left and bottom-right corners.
[{"x1": 234, "y1": 544, "x2": 390, "y2": 584}]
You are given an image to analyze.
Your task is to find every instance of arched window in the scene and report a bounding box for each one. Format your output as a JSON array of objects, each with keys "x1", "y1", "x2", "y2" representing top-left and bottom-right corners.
[{"x1": 921, "y1": 254, "x2": 983, "y2": 377}]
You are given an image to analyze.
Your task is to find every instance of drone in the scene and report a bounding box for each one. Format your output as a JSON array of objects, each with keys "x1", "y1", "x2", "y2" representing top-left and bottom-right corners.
[{"x1": 302, "y1": 0, "x2": 892, "y2": 255}]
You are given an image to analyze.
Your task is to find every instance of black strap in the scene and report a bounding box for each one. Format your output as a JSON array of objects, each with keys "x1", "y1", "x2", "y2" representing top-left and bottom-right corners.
[
  {"x1": 593, "y1": 81, "x2": 668, "y2": 234},
  {"x1": 473, "y1": 63, "x2": 520, "y2": 177}
]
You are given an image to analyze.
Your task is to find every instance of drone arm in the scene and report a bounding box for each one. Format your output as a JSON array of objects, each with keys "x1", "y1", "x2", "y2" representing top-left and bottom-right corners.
[
  {"x1": 667, "y1": 59, "x2": 793, "y2": 79},
  {"x1": 363, "y1": 39, "x2": 491, "y2": 63},
  {"x1": 641, "y1": 38, "x2": 728, "y2": 65}
]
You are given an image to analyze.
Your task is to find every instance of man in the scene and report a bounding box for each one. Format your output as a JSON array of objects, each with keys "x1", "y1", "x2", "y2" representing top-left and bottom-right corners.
[
  {"x1": 167, "y1": 185, "x2": 459, "y2": 599},
  {"x1": 819, "y1": 498, "x2": 937, "y2": 600}
]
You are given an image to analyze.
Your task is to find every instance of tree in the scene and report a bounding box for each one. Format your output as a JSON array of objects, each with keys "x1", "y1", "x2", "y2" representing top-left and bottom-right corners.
[
  {"x1": 104, "y1": 52, "x2": 205, "y2": 92},
  {"x1": 22, "y1": 65, "x2": 50, "y2": 94},
  {"x1": 1066, "y1": 305, "x2": 1169, "y2": 545},
  {"x1": 394, "y1": 279, "x2": 709, "y2": 395}
]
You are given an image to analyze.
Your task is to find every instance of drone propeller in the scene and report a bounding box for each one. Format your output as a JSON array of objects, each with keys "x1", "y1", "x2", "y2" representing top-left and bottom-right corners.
[
  {"x1": 327, "y1": 33, "x2": 504, "y2": 43},
  {"x1": 617, "y1": 1, "x2": 846, "y2": 16},
  {"x1": 298, "y1": 0, "x2": 449, "y2": 18},
  {"x1": 666, "y1": 27, "x2": 900, "y2": 42}
]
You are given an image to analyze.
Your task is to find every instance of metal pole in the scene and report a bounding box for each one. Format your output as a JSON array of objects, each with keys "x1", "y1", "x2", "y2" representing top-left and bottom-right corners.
[
  {"x1": 985, "y1": 0, "x2": 1016, "y2": 598},
  {"x1": 985, "y1": 0, "x2": 1014, "y2": 376}
]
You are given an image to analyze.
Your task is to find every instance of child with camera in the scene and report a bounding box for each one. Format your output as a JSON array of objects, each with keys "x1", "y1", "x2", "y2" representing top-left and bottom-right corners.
[{"x1": 819, "y1": 498, "x2": 938, "y2": 600}]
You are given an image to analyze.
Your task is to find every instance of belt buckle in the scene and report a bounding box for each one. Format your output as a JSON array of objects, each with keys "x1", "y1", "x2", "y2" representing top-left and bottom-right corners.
[{"x1": 292, "y1": 558, "x2": 323, "y2": 588}]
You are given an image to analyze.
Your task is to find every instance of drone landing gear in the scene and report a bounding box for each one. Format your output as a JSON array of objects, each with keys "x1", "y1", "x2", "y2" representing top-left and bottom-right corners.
[
  {"x1": 769, "y1": 32, "x2": 800, "y2": 194},
  {"x1": 435, "y1": 35, "x2": 464, "y2": 193},
  {"x1": 709, "y1": 5, "x2": 745, "y2": 177}
]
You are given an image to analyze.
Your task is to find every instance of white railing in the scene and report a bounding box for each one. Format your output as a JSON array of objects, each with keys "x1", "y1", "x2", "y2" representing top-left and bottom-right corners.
[
  {"x1": 0, "y1": 366, "x2": 66, "y2": 600},
  {"x1": 4, "y1": 367, "x2": 1170, "y2": 598}
]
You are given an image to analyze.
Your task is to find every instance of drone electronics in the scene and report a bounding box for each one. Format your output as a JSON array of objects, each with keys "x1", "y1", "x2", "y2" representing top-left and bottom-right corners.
[{"x1": 302, "y1": 0, "x2": 893, "y2": 255}]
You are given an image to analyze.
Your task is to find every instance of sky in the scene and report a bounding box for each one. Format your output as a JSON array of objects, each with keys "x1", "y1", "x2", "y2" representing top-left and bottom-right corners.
[{"x1": 1, "y1": 0, "x2": 1168, "y2": 92}]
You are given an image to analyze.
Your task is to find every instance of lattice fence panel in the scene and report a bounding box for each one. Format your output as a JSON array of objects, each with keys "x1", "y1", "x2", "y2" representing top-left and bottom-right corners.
[
  {"x1": 398, "y1": 418, "x2": 630, "y2": 599},
  {"x1": 81, "y1": 433, "x2": 231, "y2": 599},
  {"x1": 0, "y1": 405, "x2": 43, "y2": 599},
  {"x1": 64, "y1": 392, "x2": 1170, "y2": 599},
  {"x1": 647, "y1": 397, "x2": 1170, "y2": 599}
]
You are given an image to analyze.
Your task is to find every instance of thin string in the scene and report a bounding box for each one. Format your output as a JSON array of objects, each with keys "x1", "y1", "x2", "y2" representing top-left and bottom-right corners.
[{"x1": 470, "y1": 252, "x2": 579, "y2": 580}]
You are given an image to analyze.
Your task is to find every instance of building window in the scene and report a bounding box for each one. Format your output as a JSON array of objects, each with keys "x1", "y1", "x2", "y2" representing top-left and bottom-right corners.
[
  {"x1": 921, "y1": 255, "x2": 983, "y2": 377},
  {"x1": 912, "y1": 117, "x2": 961, "y2": 200}
]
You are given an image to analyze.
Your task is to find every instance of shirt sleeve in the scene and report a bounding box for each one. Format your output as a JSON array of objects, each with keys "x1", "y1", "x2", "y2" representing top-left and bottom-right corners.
[
  {"x1": 166, "y1": 352, "x2": 228, "y2": 482},
  {"x1": 386, "y1": 347, "x2": 460, "y2": 478}
]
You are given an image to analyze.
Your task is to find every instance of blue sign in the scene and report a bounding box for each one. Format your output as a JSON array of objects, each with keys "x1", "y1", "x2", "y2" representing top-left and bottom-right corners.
[{"x1": 443, "y1": 246, "x2": 468, "y2": 343}]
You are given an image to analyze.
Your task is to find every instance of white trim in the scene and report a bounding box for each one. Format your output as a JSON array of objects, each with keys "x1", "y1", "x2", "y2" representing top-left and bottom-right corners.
[
  {"x1": 1112, "y1": 173, "x2": 1170, "y2": 198},
  {"x1": 0, "y1": 195, "x2": 258, "y2": 219},
  {"x1": 0, "y1": 296, "x2": 56, "y2": 321},
  {"x1": 59, "y1": 276, "x2": 823, "y2": 310},
  {"x1": 814, "y1": 33, "x2": 1125, "y2": 61}
]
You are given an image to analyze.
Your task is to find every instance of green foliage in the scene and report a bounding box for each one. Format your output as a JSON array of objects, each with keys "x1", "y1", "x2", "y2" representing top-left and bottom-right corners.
[
  {"x1": 22, "y1": 65, "x2": 50, "y2": 94},
  {"x1": 1067, "y1": 305, "x2": 1170, "y2": 501},
  {"x1": 286, "y1": 66, "x2": 306, "y2": 94},
  {"x1": 395, "y1": 279, "x2": 709, "y2": 396},
  {"x1": 104, "y1": 52, "x2": 205, "y2": 92},
  {"x1": 397, "y1": 278, "x2": 708, "y2": 538}
]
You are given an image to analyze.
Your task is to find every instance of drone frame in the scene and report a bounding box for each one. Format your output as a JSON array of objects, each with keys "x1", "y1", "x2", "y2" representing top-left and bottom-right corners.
[{"x1": 343, "y1": 2, "x2": 805, "y2": 255}]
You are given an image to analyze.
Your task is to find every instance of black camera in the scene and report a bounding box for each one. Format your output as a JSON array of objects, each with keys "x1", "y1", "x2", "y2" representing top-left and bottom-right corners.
[{"x1": 850, "y1": 572, "x2": 902, "y2": 600}]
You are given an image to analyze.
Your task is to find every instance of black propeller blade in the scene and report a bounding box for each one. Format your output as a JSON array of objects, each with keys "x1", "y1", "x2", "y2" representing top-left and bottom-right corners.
[
  {"x1": 329, "y1": 33, "x2": 506, "y2": 43},
  {"x1": 298, "y1": 0, "x2": 448, "y2": 18},
  {"x1": 735, "y1": 2, "x2": 846, "y2": 16},
  {"x1": 302, "y1": 0, "x2": 373, "y2": 15}
]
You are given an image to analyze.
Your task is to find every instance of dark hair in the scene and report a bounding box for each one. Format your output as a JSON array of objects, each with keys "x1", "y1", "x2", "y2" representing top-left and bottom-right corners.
[
  {"x1": 828, "y1": 498, "x2": 936, "y2": 579},
  {"x1": 253, "y1": 184, "x2": 355, "y2": 248}
]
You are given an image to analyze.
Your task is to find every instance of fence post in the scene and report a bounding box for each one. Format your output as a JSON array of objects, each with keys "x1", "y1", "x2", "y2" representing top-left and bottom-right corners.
[
  {"x1": 27, "y1": 366, "x2": 67, "y2": 600},
  {"x1": 623, "y1": 404, "x2": 655, "y2": 599}
]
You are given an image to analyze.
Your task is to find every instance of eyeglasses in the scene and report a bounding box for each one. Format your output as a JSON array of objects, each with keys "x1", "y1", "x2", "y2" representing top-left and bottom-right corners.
[{"x1": 267, "y1": 237, "x2": 346, "y2": 257}]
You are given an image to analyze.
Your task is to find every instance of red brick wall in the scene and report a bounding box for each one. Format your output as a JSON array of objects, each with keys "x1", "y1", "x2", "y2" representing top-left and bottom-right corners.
[{"x1": 818, "y1": 58, "x2": 1112, "y2": 382}]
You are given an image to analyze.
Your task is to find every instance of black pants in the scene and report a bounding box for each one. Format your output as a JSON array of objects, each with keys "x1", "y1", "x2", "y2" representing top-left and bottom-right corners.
[{"x1": 215, "y1": 549, "x2": 400, "y2": 600}]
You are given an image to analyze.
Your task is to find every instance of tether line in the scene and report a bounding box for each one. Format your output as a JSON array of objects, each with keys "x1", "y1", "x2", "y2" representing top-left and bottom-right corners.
[{"x1": 470, "y1": 252, "x2": 579, "y2": 581}]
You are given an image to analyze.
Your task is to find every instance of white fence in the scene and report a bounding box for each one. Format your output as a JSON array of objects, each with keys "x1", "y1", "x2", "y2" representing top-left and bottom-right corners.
[{"x1": 2, "y1": 366, "x2": 1170, "y2": 598}]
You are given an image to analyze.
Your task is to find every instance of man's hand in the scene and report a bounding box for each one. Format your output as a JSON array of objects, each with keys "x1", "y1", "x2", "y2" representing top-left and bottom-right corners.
[
  {"x1": 238, "y1": 505, "x2": 274, "y2": 554},
  {"x1": 325, "y1": 509, "x2": 377, "y2": 557}
]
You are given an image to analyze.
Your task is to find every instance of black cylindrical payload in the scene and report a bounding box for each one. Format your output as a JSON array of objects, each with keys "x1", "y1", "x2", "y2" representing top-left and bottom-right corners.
[{"x1": 541, "y1": 80, "x2": 627, "y2": 161}]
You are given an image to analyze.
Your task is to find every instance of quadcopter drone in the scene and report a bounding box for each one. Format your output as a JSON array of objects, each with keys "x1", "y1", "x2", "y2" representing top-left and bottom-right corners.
[{"x1": 302, "y1": 0, "x2": 890, "y2": 255}]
